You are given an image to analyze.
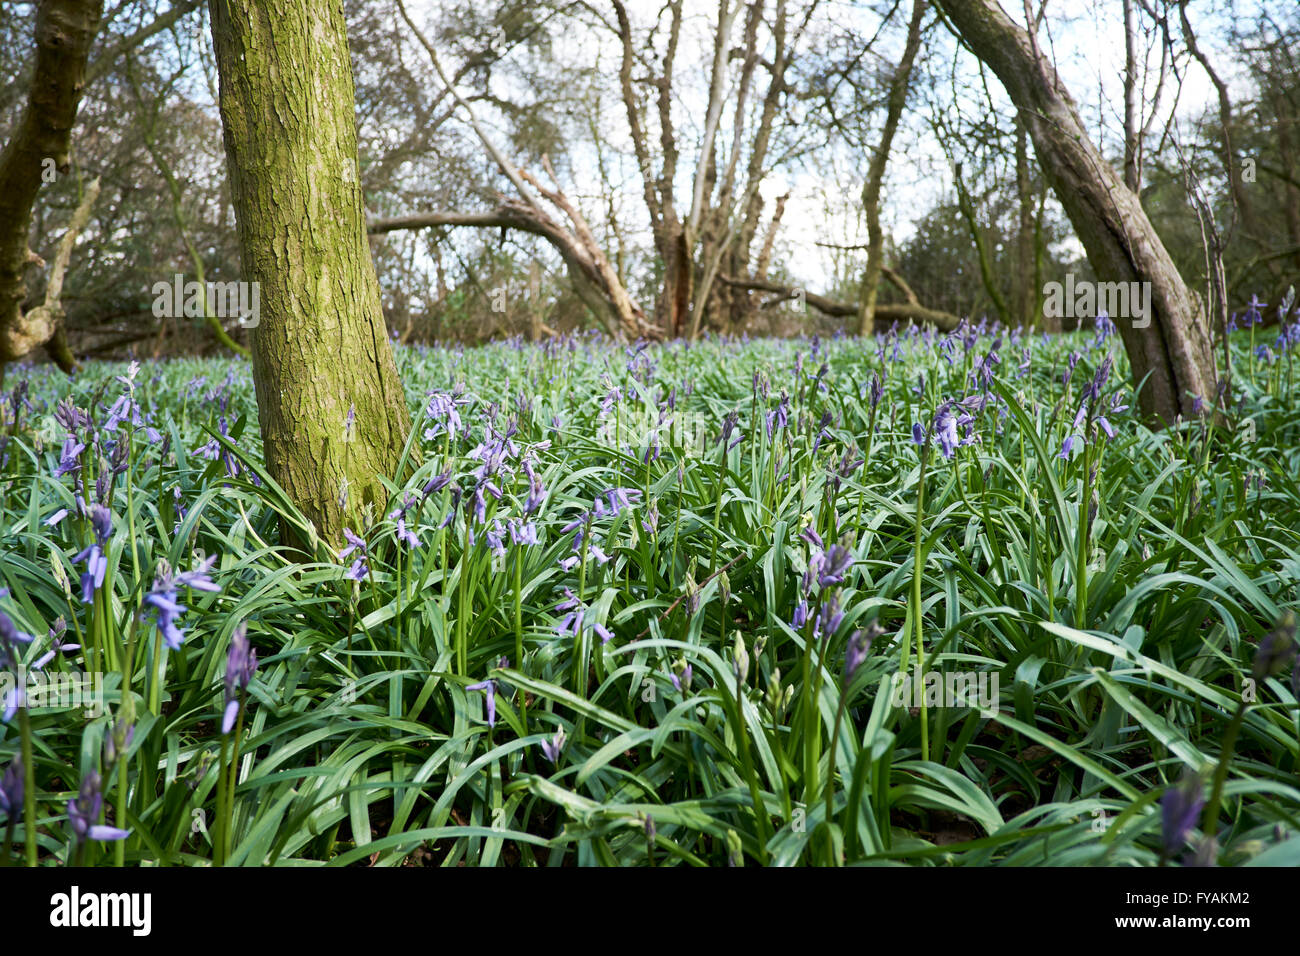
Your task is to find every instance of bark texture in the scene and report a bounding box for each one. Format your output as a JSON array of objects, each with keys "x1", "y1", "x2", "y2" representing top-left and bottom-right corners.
[
  {"x1": 934, "y1": 0, "x2": 1218, "y2": 422},
  {"x1": 0, "y1": 0, "x2": 104, "y2": 368},
  {"x1": 857, "y1": 0, "x2": 926, "y2": 337},
  {"x1": 209, "y1": 0, "x2": 412, "y2": 545}
]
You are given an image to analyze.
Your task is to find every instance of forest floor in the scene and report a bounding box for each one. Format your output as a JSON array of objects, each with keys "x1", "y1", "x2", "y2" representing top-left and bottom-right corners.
[{"x1": 1, "y1": 322, "x2": 1298, "y2": 866}]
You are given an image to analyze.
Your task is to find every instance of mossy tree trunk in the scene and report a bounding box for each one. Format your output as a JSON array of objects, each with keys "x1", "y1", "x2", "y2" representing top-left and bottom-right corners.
[{"x1": 208, "y1": 0, "x2": 411, "y2": 545}]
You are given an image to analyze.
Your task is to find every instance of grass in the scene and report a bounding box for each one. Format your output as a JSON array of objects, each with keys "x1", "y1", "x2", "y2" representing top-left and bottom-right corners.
[{"x1": 0, "y1": 316, "x2": 1298, "y2": 867}]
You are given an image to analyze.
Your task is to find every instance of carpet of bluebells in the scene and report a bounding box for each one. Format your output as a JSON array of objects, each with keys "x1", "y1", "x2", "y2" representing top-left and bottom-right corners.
[{"x1": 2, "y1": 304, "x2": 1300, "y2": 866}]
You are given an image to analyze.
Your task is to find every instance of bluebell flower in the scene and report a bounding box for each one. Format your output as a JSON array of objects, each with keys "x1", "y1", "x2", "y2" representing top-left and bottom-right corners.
[
  {"x1": 641, "y1": 502, "x2": 659, "y2": 535},
  {"x1": 540, "y1": 728, "x2": 566, "y2": 764},
  {"x1": 765, "y1": 392, "x2": 791, "y2": 437},
  {"x1": 32, "y1": 618, "x2": 79, "y2": 670},
  {"x1": 388, "y1": 494, "x2": 421, "y2": 548},
  {"x1": 1244, "y1": 294, "x2": 1265, "y2": 326},
  {"x1": 424, "y1": 389, "x2": 469, "y2": 441},
  {"x1": 844, "y1": 622, "x2": 882, "y2": 680},
  {"x1": 522, "y1": 459, "x2": 546, "y2": 512},
  {"x1": 868, "y1": 372, "x2": 884, "y2": 410},
  {"x1": 222, "y1": 623, "x2": 258, "y2": 734},
  {"x1": 54, "y1": 437, "x2": 85, "y2": 477},
  {"x1": 670, "y1": 663, "x2": 693, "y2": 693},
  {"x1": 717, "y1": 409, "x2": 744, "y2": 450},
  {"x1": 339, "y1": 528, "x2": 370, "y2": 580},
  {"x1": 805, "y1": 542, "x2": 853, "y2": 591},
  {"x1": 508, "y1": 518, "x2": 538, "y2": 546},
  {"x1": 101, "y1": 714, "x2": 135, "y2": 765},
  {"x1": 467, "y1": 679, "x2": 497, "y2": 728},
  {"x1": 72, "y1": 504, "x2": 114, "y2": 603},
  {"x1": 68, "y1": 772, "x2": 129, "y2": 844},
  {"x1": 1252, "y1": 612, "x2": 1297, "y2": 682},
  {"x1": 814, "y1": 592, "x2": 844, "y2": 641},
  {"x1": 420, "y1": 467, "x2": 453, "y2": 499},
  {"x1": 0, "y1": 755, "x2": 22, "y2": 819}
]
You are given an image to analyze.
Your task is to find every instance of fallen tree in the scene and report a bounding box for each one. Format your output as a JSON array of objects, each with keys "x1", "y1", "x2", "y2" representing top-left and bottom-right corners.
[
  {"x1": 718, "y1": 274, "x2": 962, "y2": 331},
  {"x1": 368, "y1": 172, "x2": 656, "y2": 341}
]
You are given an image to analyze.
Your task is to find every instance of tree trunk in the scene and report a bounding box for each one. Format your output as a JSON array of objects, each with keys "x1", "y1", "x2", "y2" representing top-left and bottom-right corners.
[
  {"x1": 1014, "y1": 121, "x2": 1038, "y2": 328},
  {"x1": 934, "y1": 0, "x2": 1218, "y2": 422},
  {"x1": 0, "y1": 0, "x2": 104, "y2": 370},
  {"x1": 857, "y1": 0, "x2": 926, "y2": 337},
  {"x1": 209, "y1": 0, "x2": 412, "y2": 546}
]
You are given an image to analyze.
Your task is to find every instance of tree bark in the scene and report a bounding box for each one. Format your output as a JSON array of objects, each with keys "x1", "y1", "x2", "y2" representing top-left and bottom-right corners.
[
  {"x1": 1014, "y1": 122, "x2": 1038, "y2": 327},
  {"x1": 208, "y1": 0, "x2": 412, "y2": 546},
  {"x1": 934, "y1": 0, "x2": 1217, "y2": 422},
  {"x1": 0, "y1": 0, "x2": 104, "y2": 368},
  {"x1": 857, "y1": 0, "x2": 926, "y2": 337}
]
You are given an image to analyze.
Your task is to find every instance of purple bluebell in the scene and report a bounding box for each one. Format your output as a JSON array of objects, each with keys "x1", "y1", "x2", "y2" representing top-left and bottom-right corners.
[
  {"x1": 670, "y1": 663, "x2": 694, "y2": 694},
  {"x1": 508, "y1": 518, "x2": 538, "y2": 546},
  {"x1": 421, "y1": 467, "x2": 453, "y2": 499},
  {"x1": 0, "y1": 755, "x2": 22, "y2": 819},
  {"x1": 54, "y1": 437, "x2": 85, "y2": 477},
  {"x1": 540, "y1": 728, "x2": 566, "y2": 764},
  {"x1": 339, "y1": 528, "x2": 370, "y2": 580},
  {"x1": 72, "y1": 504, "x2": 114, "y2": 603},
  {"x1": 602, "y1": 487, "x2": 641, "y2": 517},
  {"x1": 844, "y1": 622, "x2": 882, "y2": 680},
  {"x1": 222, "y1": 623, "x2": 258, "y2": 734},
  {"x1": 388, "y1": 494, "x2": 421, "y2": 548},
  {"x1": 68, "y1": 772, "x2": 129, "y2": 844},
  {"x1": 791, "y1": 599, "x2": 810, "y2": 629},
  {"x1": 467, "y1": 679, "x2": 497, "y2": 728},
  {"x1": 522, "y1": 459, "x2": 546, "y2": 512},
  {"x1": 932, "y1": 403, "x2": 961, "y2": 459},
  {"x1": 32, "y1": 619, "x2": 79, "y2": 670},
  {"x1": 814, "y1": 592, "x2": 844, "y2": 641},
  {"x1": 424, "y1": 390, "x2": 469, "y2": 442},
  {"x1": 641, "y1": 501, "x2": 660, "y2": 535},
  {"x1": 1244, "y1": 294, "x2": 1265, "y2": 326},
  {"x1": 805, "y1": 540, "x2": 853, "y2": 593},
  {"x1": 717, "y1": 409, "x2": 744, "y2": 450}
]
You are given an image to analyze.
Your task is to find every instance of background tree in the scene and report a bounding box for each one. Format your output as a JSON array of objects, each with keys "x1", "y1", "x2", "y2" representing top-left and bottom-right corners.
[{"x1": 0, "y1": 0, "x2": 104, "y2": 373}]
